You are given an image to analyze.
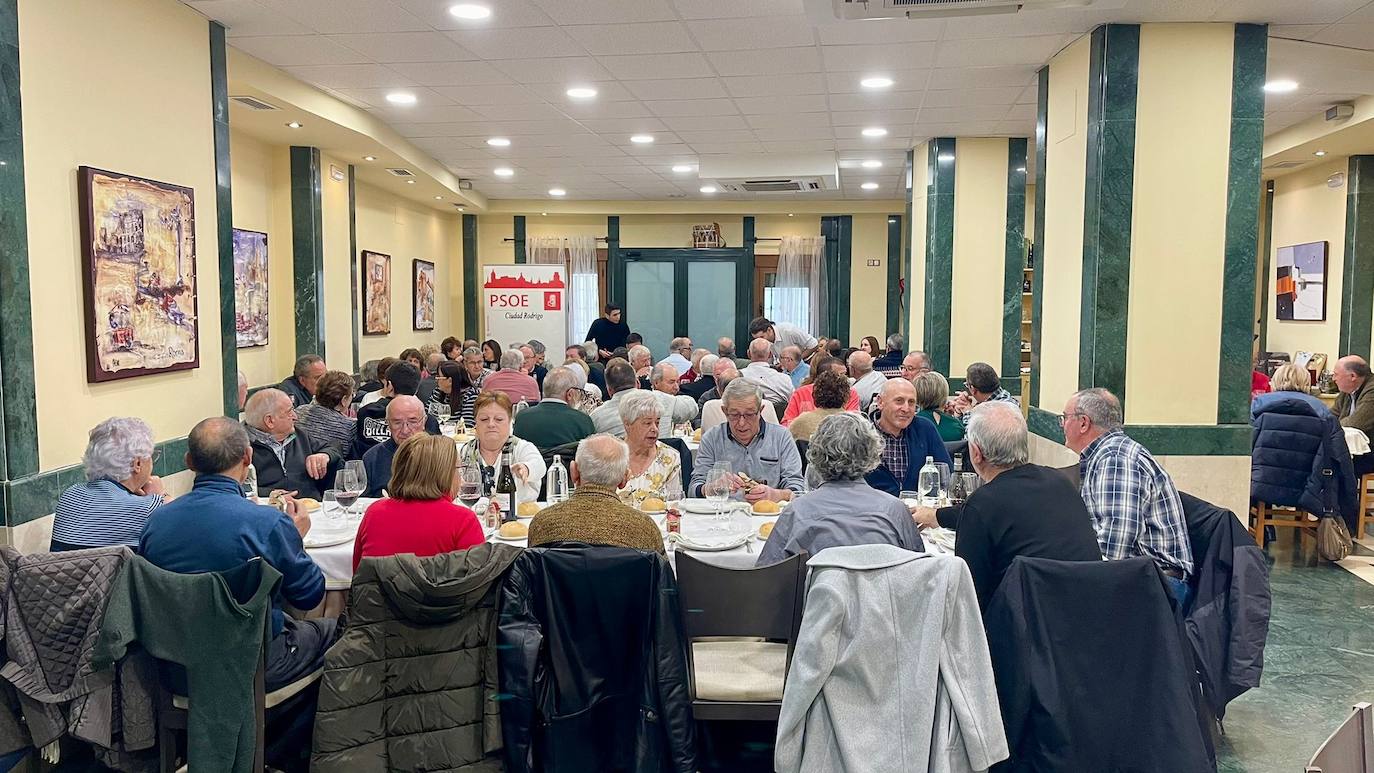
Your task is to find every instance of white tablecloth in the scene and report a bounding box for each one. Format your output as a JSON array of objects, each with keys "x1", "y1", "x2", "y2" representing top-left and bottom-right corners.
[
  {"x1": 1346, "y1": 427, "x2": 1371, "y2": 456},
  {"x1": 304, "y1": 497, "x2": 949, "y2": 589}
]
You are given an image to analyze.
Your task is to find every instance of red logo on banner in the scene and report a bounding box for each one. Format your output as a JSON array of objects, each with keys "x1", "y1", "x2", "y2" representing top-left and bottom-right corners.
[{"x1": 544, "y1": 292, "x2": 561, "y2": 311}]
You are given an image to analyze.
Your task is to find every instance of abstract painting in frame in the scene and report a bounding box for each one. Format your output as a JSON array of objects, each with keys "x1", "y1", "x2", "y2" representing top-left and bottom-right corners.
[
  {"x1": 233, "y1": 228, "x2": 268, "y2": 347},
  {"x1": 362, "y1": 250, "x2": 392, "y2": 335},
  {"x1": 78, "y1": 166, "x2": 199, "y2": 383},
  {"x1": 1275, "y1": 241, "x2": 1328, "y2": 321},
  {"x1": 414, "y1": 259, "x2": 436, "y2": 331}
]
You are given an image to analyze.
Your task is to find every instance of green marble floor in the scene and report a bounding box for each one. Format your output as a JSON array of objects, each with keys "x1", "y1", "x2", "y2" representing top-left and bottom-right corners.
[{"x1": 1215, "y1": 531, "x2": 1374, "y2": 772}]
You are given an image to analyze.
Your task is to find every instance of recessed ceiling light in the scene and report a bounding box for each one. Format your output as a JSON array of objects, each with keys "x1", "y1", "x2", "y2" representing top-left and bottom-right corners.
[
  {"x1": 861, "y1": 127, "x2": 888, "y2": 138},
  {"x1": 548, "y1": 188, "x2": 566, "y2": 197},
  {"x1": 1315, "y1": 150, "x2": 1328, "y2": 157},
  {"x1": 630, "y1": 134, "x2": 655, "y2": 144},
  {"x1": 448, "y1": 3, "x2": 491, "y2": 20},
  {"x1": 787, "y1": 213, "x2": 794, "y2": 217},
  {"x1": 1016, "y1": 166, "x2": 1027, "y2": 173},
  {"x1": 285, "y1": 121, "x2": 303, "y2": 129},
  {"x1": 861, "y1": 160, "x2": 882, "y2": 169},
  {"x1": 434, "y1": 195, "x2": 443, "y2": 200},
  {"x1": 671, "y1": 164, "x2": 694, "y2": 173},
  {"x1": 494, "y1": 167, "x2": 514, "y2": 177},
  {"x1": 700, "y1": 185, "x2": 717, "y2": 194},
  {"x1": 487, "y1": 137, "x2": 511, "y2": 147},
  {"x1": 566, "y1": 86, "x2": 598, "y2": 99},
  {"x1": 386, "y1": 92, "x2": 417, "y2": 105},
  {"x1": 541, "y1": 212, "x2": 548, "y2": 216},
  {"x1": 406, "y1": 180, "x2": 416, "y2": 184},
  {"x1": 1264, "y1": 79, "x2": 1298, "y2": 93},
  {"x1": 860, "y1": 76, "x2": 893, "y2": 89},
  {"x1": 861, "y1": 182, "x2": 879, "y2": 191},
  {"x1": 457, "y1": 206, "x2": 465, "y2": 211},
  {"x1": 362, "y1": 155, "x2": 377, "y2": 161}
]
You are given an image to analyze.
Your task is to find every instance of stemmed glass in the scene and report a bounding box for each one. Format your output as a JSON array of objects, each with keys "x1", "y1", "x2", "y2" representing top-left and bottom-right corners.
[
  {"x1": 457, "y1": 465, "x2": 482, "y2": 508},
  {"x1": 705, "y1": 464, "x2": 732, "y2": 534},
  {"x1": 333, "y1": 471, "x2": 358, "y2": 519},
  {"x1": 341, "y1": 460, "x2": 367, "y2": 516}
]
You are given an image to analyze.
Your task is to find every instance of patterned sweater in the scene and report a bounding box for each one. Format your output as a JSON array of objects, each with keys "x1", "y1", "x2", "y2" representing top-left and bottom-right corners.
[{"x1": 527, "y1": 485, "x2": 665, "y2": 555}]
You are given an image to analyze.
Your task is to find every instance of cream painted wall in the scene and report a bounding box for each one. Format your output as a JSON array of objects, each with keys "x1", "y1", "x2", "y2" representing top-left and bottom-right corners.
[
  {"x1": 1038, "y1": 35, "x2": 1091, "y2": 413},
  {"x1": 320, "y1": 152, "x2": 353, "y2": 370},
  {"x1": 908, "y1": 142, "x2": 930, "y2": 350},
  {"x1": 477, "y1": 215, "x2": 515, "y2": 270},
  {"x1": 851, "y1": 213, "x2": 891, "y2": 341},
  {"x1": 229, "y1": 130, "x2": 295, "y2": 388},
  {"x1": 1266, "y1": 158, "x2": 1349, "y2": 359},
  {"x1": 354, "y1": 180, "x2": 461, "y2": 362},
  {"x1": 621, "y1": 214, "x2": 744, "y2": 248},
  {"x1": 951, "y1": 138, "x2": 1011, "y2": 374},
  {"x1": 1125, "y1": 24, "x2": 1234, "y2": 425},
  {"x1": 21, "y1": 0, "x2": 223, "y2": 468},
  {"x1": 526, "y1": 214, "x2": 605, "y2": 241}
]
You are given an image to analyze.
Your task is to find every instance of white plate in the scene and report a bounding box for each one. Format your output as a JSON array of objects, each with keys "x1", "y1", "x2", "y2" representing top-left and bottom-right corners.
[
  {"x1": 492, "y1": 534, "x2": 528, "y2": 544},
  {"x1": 671, "y1": 532, "x2": 752, "y2": 552},
  {"x1": 303, "y1": 530, "x2": 354, "y2": 549},
  {"x1": 676, "y1": 498, "x2": 746, "y2": 515}
]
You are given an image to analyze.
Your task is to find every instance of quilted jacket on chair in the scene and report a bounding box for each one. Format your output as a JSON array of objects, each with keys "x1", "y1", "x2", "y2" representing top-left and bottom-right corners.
[{"x1": 1250, "y1": 391, "x2": 1358, "y2": 529}]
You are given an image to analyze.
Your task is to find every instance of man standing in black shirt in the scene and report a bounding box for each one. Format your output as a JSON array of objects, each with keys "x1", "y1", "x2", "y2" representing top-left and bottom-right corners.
[
  {"x1": 585, "y1": 304, "x2": 629, "y2": 362},
  {"x1": 352, "y1": 361, "x2": 439, "y2": 459},
  {"x1": 914, "y1": 401, "x2": 1101, "y2": 609}
]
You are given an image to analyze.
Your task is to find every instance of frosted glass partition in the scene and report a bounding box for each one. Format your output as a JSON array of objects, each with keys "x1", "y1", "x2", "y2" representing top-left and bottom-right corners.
[
  {"x1": 626, "y1": 260, "x2": 676, "y2": 355},
  {"x1": 687, "y1": 261, "x2": 736, "y2": 354}
]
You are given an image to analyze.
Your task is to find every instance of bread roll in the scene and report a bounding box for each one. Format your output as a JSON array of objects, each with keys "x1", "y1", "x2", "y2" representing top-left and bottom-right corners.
[
  {"x1": 517, "y1": 501, "x2": 541, "y2": 517},
  {"x1": 758, "y1": 521, "x2": 774, "y2": 539},
  {"x1": 641, "y1": 497, "x2": 667, "y2": 512},
  {"x1": 751, "y1": 500, "x2": 781, "y2": 514},
  {"x1": 498, "y1": 521, "x2": 529, "y2": 539}
]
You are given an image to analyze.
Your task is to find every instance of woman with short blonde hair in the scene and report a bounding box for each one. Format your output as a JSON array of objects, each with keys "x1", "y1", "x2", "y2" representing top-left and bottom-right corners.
[
  {"x1": 913, "y1": 371, "x2": 964, "y2": 441},
  {"x1": 352, "y1": 433, "x2": 484, "y2": 572},
  {"x1": 1270, "y1": 362, "x2": 1311, "y2": 393}
]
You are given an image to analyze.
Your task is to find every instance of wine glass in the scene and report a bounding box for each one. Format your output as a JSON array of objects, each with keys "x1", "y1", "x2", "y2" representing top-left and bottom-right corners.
[
  {"x1": 705, "y1": 464, "x2": 732, "y2": 534},
  {"x1": 457, "y1": 464, "x2": 482, "y2": 509},
  {"x1": 433, "y1": 401, "x2": 452, "y2": 424},
  {"x1": 343, "y1": 460, "x2": 368, "y2": 514},
  {"x1": 334, "y1": 471, "x2": 359, "y2": 518}
]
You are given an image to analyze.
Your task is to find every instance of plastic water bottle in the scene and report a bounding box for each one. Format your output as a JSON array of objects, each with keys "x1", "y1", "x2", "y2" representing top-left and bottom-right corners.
[
  {"x1": 918, "y1": 456, "x2": 942, "y2": 507},
  {"x1": 546, "y1": 454, "x2": 570, "y2": 504},
  {"x1": 242, "y1": 463, "x2": 259, "y2": 502}
]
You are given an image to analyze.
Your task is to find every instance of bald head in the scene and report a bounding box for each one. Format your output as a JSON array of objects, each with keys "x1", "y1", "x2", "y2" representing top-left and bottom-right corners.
[
  {"x1": 188, "y1": 416, "x2": 251, "y2": 476},
  {"x1": 387, "y1": 395, "x2": 427, "y2": 444},
  {"x1": 966, "y1": 401, "x2": 1028, "y2": 473},
  {"x1": 1336, "y1": 355, "x2": 1372, "y2": 394},
  {"x1": 713, "y1": 357, "x2": 734, "y2": 378},
  {"x1": 747, "y1": 338, "x2": 772, "y2": 362},
  {"x1": 848, "y1": 350, "x2": 873, "y2": 376},
  {"x1": 876, "y1": 377, "x2": 918, "y2": 434}
]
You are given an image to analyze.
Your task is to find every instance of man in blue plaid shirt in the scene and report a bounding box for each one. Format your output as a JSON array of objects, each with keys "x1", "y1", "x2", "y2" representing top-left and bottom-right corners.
[{"x1": 1061, "y1": 388, "x2": 1194, "y2": 607}]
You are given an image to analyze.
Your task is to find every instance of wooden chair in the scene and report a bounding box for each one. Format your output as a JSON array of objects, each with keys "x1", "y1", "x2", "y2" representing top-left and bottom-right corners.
[
  {"x1": 1357, "y1": 474, "x2": 1374, "y2": 541},
  {"x1": 675, "y1": 551, "x2": 808, "y2": 722},
  {"x1": 1249, "y1": 501, "x2": 1319, "y2": 547},
  {"x1": 1307, "y1": 702, "x2": 1374, "y2": 773}
]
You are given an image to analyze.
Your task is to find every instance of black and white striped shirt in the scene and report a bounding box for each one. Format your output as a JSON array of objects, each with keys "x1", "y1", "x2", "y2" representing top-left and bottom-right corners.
[{"x1": 53, "y1": 478, "x2": 163, "y2": 549}]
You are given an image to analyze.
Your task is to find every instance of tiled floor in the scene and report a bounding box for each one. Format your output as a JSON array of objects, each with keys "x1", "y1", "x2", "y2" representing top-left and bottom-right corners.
[{"x1": 1214, "y1": 530, "x2": 1374, "y2": 772}]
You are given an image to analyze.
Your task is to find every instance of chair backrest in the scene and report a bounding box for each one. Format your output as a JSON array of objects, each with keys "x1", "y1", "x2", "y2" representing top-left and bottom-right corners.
[
  {"x1": 1308, "y1": 702, "x2": 1374, "y2": 773},
  {"x1": 796, "y1": 439, "x2": 810, "y2": 472},
  {"x1": 659, "y1": 436, "x2": 694, "y2": 494},
  {"x1": 676, "y1": 551, "x2": 807, "y2": 645}
]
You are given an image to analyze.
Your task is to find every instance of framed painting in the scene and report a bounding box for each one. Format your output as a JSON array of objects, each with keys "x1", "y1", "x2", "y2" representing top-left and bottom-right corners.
[
  {"x1": 1275, "y1": 241, "x2": 1328, "y2": 321},
  {"x1": 78, "y1": 166, "x2": 199, "y2": 383},
  {"x1": 362, "y1": 250, "x2": 392, "y2": 335},
  {"x1": 232, "y1": 228, "x2": 268, "y2": 347},
  {"x1": 413, "y1": 259, "x2": 436, "y2": 331}
]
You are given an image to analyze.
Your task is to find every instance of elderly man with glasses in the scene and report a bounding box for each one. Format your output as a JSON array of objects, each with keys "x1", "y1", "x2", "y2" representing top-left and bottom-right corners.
[
  {"x1": 243, "y1": 388, "x2": 341, "y2": 499},
  {"x1": 690, "y1": 380, "x2": 804, "y2": 504},
  {"x1": 899, "y1": 350, "x2": 933, "y2": 381}
]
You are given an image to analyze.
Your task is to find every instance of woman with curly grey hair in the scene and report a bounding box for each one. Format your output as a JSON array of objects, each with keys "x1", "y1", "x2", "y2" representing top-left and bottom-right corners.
[
  {"x1": 52, "y1": 416, "x2": 167, "y2": 552},
  {"x1": 756, "y1": 412, "x2": 925, "y2": 565}
]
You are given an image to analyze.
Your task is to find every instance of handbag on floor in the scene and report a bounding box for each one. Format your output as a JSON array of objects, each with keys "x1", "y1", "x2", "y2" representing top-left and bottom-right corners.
[{"x1": 1318, "y1": 468, "x2": 1353, "y2": 562}]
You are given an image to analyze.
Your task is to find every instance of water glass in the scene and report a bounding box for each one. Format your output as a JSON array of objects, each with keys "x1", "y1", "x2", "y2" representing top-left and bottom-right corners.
[
  {"x1": 321, "y1": 490, "x2": 343, "y2": 527},
  {"x1": 960, "y1": 472, "x2": 982, "y2": 497},
  {"x1": 705, "y1": 464, "x2": 733, "y2": 533}
]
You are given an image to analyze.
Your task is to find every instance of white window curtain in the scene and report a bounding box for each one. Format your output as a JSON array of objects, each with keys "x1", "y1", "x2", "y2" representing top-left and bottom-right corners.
[
  {"x1": 769, "y1": 235, "x2": 827, "y2": 335},
  {"x1": 567, "y1": 235, "x2": 598, "y2": 347},
  {"x1": 527, "y1": 235, "x2": 565, "y2": 266}
]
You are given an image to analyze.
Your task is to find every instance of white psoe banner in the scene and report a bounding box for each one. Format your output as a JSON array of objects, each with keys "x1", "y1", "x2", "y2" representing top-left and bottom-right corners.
[{"x1": 482, "y1": 264, "x2": 567, "y2": 355}]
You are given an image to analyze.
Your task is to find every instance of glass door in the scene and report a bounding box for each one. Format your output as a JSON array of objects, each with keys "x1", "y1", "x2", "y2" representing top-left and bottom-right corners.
[
  {"x1": 687, "y1": 261, "x2": 736, "y2": 356},
  {"x1": 622, "y1": 250, "x2": 740, "y2": 357},
  {"x1": 625, "y1": 259, "x2": 676, "y2": 356}
]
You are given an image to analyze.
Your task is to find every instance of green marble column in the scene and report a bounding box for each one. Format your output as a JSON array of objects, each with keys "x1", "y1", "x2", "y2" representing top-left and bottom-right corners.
[
  {"x1": 606, "y1": 215, "x2": 622, "y2": 307},
  {"x1": 1257, "y1": 180, "x2": 1274, "y2": 356},
  {"x1": 1216, "y1": 23, "x2": 1267, "y2": 424},
  {"x1": 210, "y1": 22, "x2": 237, "y2": 417},
  {"x1": 462, "y1": 214, "x2": 478, "y2": 338},
  {"x1": 1002, "y1": 138, "x2": 1028, "y2": 393},
  {"x1": 1030, "y1": 65, "x2": 1049, "y2": 408},
  {"x1": 1079, "y1": 23, "x2": 1140, "y2": 405},
  {"x1": 290, "y1": 146, "x2": 325, "y2": 358},
  {"x1": 886, "y1": 213, "x2": 902, "y2": 337},
  {"x1": 820, "y1": 215, "x2": 852, "y2": 341},
  {"x1": 1340, "y1": 155, "x2": 1374, "y2": 360},
  {"x1": 902, "y1": 149, "x2": 914, "y2": 339},
  {"x1": 739, "y1": 216, "x2": 757, "y2": 346},
  {"x1": 513, "y1": 215, "x2": 526, "y2": 264},
  {"x1": 923, "y1": 138, "x2": 956, "y2": 375},
  {"x1": 347, "y1": 165, "x2": 360, "y2": 373}
]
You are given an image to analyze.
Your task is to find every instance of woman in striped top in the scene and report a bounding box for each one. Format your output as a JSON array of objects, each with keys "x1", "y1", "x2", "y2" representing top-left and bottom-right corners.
[
  {"x1": 295, "y1": 370, "x2": 357, "y2": 459},
  {"x1": 52, "y1": 417, "x2": 165, "y2": 551},
  {"x1": 445, "y1": 361, "x2": 482, "y2": 426}
]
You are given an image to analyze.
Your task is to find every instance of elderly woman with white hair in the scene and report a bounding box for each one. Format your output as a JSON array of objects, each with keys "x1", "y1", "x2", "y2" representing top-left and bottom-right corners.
[
  {"x1": 617, "y1": 390, "x2": 684, "y2": 507},
  {"x1": 52, "y1": 417, "x2": 167, "y2": 551},
  {"x1": 756, "y1": 412, "x2": 923, "y2": 566}
]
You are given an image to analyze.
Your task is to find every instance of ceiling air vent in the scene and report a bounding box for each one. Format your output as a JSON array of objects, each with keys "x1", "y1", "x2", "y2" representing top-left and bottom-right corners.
[
  {"x1": 718, "y1": 178, "x2": 828, "y2": 194},
  {"x1": 1265, "y1": 161, "x2": 1307, "y2": 170},
  {"x1": 386, "y1": 168, "x2": 415, "y2": 178},
  {"x1": 806, "y1": 0, "x2": 1098, "y2": 21},
  {"x1": 229, "y1": 95, "x2": 278, "y2": 111}
]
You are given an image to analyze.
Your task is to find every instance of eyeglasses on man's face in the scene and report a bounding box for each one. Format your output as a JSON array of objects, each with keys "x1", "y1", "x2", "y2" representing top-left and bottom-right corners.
[
  {"x1": 1058, "y1": 412, "x2": 1086, "y2": 426},
  {"x1": 726, "y1": 411, "x2": 759, "y2": 423}
]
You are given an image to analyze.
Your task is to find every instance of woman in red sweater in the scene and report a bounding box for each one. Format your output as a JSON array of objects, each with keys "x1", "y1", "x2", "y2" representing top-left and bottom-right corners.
[{"x1": 352, "y1": 433, "x2": 485, "y2": 572}]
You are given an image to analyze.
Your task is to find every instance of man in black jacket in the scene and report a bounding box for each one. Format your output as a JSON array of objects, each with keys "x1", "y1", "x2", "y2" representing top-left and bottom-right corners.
[
  {"x1": 353, "y1": 361, "x2": 439, "y2": 459},
  {"x1": 915, "y1": 401, "x2": 1101, "y2": 609},
  {"x1": 278, "y1": 354, "x2": 325, "y2": 408},
  {"x1": 243, "y1": 388, "x2": 341, "y2": 499}
]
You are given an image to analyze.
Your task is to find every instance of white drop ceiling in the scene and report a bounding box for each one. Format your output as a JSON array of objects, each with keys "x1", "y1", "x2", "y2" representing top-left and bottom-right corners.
[{"x1": 183, "y1": 0, "x2": 1374, "y2": 200}]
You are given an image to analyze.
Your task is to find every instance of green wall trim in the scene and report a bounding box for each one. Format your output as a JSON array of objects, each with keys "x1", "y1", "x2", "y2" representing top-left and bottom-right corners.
[
  {"x1": 347, "y1": 165, "x2": 360, "y2": 373},
  {"x1": 0, "y1": 0, "x2": 37, "y2": 482},
  {"x1": 289, "y1": 146, "x2": 325, "y2": 357},
  {"x1": 1258, "y1": 181, "x2": 1274, "y2": 355},
  {"x1": 209, "y1": 22, "x2": 237, "y2": 419},
  {"x1": 1340, "y1": 155, "x2": 1374, "y2": 360},
  {"x1": 923, "y1": 138, "x2": 956, "y2": 374},
  {"x1": 1079, "y1": 23, "x2": 1140, "y2": 407},
  {"x1": 902, "y1": 150, "x2": 914, "y2": 338},
  {"x1": 1030, "y1": 65, "x2": 1049, "y2": 409},
  {"x1": 739, "y1": 216, "x2": 757, "y2": 346},
  {"x1": 886, "y1": 213, "x2": 902, "y2": 336},
  {"x1": 820, "y1": 215, "x2": 852, "y2": 341},
  {"x1": 4, "y1": 436, "x2": 192, "y2": 528},
  {"x1": 1027, "y1": 406, "x2": 1251, "y2": 456},
  {"x1": 1217, "y1": 23, "x2": 1268, "y2": 425},
  {"x1": 1002, "y1": 138, "x2": 1029, "y2": 386},
  {"x1": 513, "y1": 215, "x2": 526, "y2": 264},
  {"x1": 606, "y1": 216, "x2": 622, "y2": 307},
  {"x1": 462, "y1": 214, "x2": 479, "y2": 338}
]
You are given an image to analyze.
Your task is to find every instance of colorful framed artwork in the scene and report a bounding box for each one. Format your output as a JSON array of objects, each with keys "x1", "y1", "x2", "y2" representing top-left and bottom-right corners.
[
  {"x1": 1275, "y1": 241, "x2": 1328, "y2": 321},
  {"x1": 232, "y1": 228, "x2": 268, "y2": 347},
  {"x1": 362, "y1": 250, "x2": 392, "y2": 335},
  {"x1": 413, "y1": 259, "x2": 436, "y2": 331},
  {"x1": 78, "y1": 166, "x2": 199, "y2": 383}
]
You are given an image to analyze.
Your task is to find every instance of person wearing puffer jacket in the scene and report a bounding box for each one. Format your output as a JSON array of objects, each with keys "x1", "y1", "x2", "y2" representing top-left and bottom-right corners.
[{"x1": 1251, "y1": 363, "x2": 1359, "y2": 534}]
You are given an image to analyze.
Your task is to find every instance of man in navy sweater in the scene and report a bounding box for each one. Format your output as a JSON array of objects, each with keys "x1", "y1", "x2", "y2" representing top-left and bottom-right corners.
[
  {"x1": 140, "y1": 416, "x2": 333, "y2": 771},
  {"x1": 865, "y1": 378, "x2": 951, "y2": 496}
]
